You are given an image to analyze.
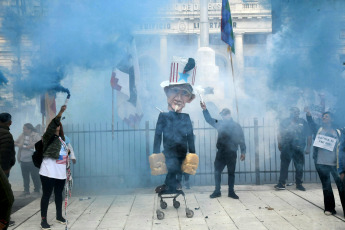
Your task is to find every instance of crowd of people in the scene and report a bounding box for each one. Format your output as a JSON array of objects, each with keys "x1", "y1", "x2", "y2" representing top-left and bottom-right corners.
[
  {"x1": 0, "y1": 105, "x2": 77, "y2": 230},
  {"x1": 1, "y1": 58, "x2": 345, "y2": 229},
  {"x1": 152, "y1": 56, "x2": 345, "y2": 220},
  {"x1": 273, "y1": 106, "x2": 345, "y2": 216}
]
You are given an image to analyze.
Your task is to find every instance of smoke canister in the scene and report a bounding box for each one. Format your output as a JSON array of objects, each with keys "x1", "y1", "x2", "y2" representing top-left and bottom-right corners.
[{"x1": 64, "y1": 98, "x2": 69, "y2": 106}]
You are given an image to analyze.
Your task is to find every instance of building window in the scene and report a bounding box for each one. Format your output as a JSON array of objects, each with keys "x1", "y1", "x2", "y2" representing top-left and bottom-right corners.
[{"x1": 243, "y1": 34, "x2": 267, "y2": 45}]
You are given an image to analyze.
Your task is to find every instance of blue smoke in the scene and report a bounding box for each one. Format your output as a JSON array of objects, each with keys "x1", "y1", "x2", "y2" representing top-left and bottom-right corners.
[
  {"x1": 0, "y1": 70, "x2": 8, "y2": 86},
  {"x1": 265, "y1": 0, "x2": 345, "y2": 124},
  {"x1": 1, "y1": 0, "x2": 166, "y2": 98}
]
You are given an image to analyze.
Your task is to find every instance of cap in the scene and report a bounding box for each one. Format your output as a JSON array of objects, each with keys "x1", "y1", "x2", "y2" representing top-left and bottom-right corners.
[{"x1": 219, "y1": 108, "x2": 231, "y2": 116}]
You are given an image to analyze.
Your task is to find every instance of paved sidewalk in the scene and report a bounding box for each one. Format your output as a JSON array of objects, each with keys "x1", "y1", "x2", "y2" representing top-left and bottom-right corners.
[{"x1": 8, "y1": 184, "x2": 345, "y2": 230}]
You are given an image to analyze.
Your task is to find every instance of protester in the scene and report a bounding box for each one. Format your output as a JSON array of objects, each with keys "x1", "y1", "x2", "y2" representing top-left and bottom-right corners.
[
  {"x1": 39, "y1": 105, "x2": 69, "y2": 229},
  {"x1": 305, "y1": 107, "x2": 345, "y2": 216},
  {"x1": 154, "y1": 57, "x2": 196, "y2": 192},
  {"x1": 0, "y1": 113, "x2": 16, "y2": 228},
  {"x1": 275, "y1": 107, "x2": 312, "y2": 191},
  {"x1": 200, "y1": 103, "x2": 246, "y2": 199},
  {"x1": 14, "y1": 123, "x2": 41, "y2": 196}
]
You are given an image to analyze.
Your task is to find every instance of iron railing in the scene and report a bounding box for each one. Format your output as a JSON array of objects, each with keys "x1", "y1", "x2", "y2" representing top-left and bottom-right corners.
[{"x1": 64, "y1": 118, "x2": 319, "y2": 190}]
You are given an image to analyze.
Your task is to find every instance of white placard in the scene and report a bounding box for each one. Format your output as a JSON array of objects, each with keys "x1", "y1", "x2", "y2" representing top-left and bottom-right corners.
[{"x1": 313, "y1": 134, "x2": 337, "y2": 151}]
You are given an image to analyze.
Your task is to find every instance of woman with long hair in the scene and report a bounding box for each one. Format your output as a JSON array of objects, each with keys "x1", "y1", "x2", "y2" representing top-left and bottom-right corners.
[
  {"x1": 15, "y1": 123, "x2": 41, "y2": 196},
  {"x1": 39, "y1": 105, "x2": 69, "y2": 230}
]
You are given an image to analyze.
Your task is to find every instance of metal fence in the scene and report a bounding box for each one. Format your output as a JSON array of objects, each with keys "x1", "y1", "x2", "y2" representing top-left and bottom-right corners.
[{"x1": 64, "y1": 118, "x2": 319, "y2": 190}]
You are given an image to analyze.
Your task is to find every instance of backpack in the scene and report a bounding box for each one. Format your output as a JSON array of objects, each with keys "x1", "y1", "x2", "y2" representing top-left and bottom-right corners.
[{"x1": 32, "y1": 136, "x2": 56, "y2": 168}]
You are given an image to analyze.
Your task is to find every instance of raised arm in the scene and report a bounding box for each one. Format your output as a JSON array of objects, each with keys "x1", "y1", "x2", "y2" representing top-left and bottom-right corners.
[
  {"x1": 43, "y1": 105, "x2": 66, "y2": 146},
  {"x1": 200, "y1": 102, "x2": 218, "y2": 128},
  {"x1": 304, "y1": 106, "x2": 319, "y2": 136}
]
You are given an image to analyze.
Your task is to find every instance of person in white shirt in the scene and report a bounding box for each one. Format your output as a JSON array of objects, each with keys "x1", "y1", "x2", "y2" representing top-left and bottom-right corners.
[{"x1": 39, "y1": 105, "x2": 69, "y2": 230}]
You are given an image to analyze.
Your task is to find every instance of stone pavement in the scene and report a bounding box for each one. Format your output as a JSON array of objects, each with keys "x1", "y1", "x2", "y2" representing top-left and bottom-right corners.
[{"x1": 7, "y1": 184, "x2": 345, "y2": 230}]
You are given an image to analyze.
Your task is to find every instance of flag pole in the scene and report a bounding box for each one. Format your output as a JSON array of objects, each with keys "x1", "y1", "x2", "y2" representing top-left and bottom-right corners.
[
  {"x1": 229, "y1": 45, "x2": 239, "y2": 122},
  {"x1": 112, "y1": 88, "x2": 114, "y2": 140}
]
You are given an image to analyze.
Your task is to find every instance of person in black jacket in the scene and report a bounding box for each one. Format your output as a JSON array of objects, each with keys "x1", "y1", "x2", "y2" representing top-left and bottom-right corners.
[
  {"x1": 200, "y1": 102, "x2": 246, "y2": 199},
  {"x1": 274, "y1": 107, "x2": 312, "y2": 191},
  {"x1": 0, "y1": 113, "x2": 15, "y2": 229}
]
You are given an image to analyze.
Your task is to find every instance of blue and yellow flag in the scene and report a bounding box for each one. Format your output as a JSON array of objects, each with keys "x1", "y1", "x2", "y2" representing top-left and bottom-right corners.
[{"x1": 221, "y1": 0, "x2": 235, "y2": 53}]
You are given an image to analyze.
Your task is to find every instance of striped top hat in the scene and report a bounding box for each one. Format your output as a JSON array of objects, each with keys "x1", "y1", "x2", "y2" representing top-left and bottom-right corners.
[{"x1": 161, "y1": 56, "x2": 197, "y2": 89}]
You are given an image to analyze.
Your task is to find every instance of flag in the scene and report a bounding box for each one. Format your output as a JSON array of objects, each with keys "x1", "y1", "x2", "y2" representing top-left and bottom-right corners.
[
  {"x1": 221, "y1": 0, "x2": 235, "y2": 53},
  {"x1": 111, "y1": 37, "x2": 143, "y2": 128}
]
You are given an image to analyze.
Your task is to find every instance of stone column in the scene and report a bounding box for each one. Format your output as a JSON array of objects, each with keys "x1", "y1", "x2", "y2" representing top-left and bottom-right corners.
[
  {"x1": 234, "y1": 32, "x2": 244, "y2": 70},
  {"x1": 200, "y1": 0, "x2": 209, "y2": 47},
  {"x1": 160, "y1": 34, "x2": 168, "y2": 72}
]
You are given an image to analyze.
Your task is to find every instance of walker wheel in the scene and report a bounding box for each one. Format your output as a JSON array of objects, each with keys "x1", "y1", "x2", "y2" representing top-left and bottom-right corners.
[
  {"x1": 156, "y1": 210, "x2": 165, "y2": 220},
  {"x1": 160, "y1": 200, "x2": 167, "y2": 209},
  {"x1": 186, "y1": 208, "x2": 194, "y2": 218},
  {"x1": 173, "y1": 200, "x2": 180, "y2": 209}
]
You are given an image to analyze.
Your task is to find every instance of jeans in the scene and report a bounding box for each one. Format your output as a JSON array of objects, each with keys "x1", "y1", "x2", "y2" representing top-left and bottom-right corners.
[
  {"x1": 315, "y1": 164, "x2": 345, "y2": 214},
  {"x1": 20, "y1": 162, "x2": 41, "y2": 193},
  {"x1": 278, "y1": 148, "x2": 304, "y2": 185},
  {"x1": 214, "y1": 150, "x2": 237, "y2": 192},
  {"x1": 40, "y1": 175, "x2": 65, "y2": 219}
]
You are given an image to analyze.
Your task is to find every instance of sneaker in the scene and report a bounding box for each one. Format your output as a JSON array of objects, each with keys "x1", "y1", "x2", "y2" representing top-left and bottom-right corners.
[
  {"x1": 210, "y1": 191, "x2": 221, "y2": 198},
  {"x1": 8, "y1": 220, "x2": 15, "y2": 227},
  {"x1": 296, "y1": 184, "x2": 306, "y2": 191},
  {"x1": 32, "y1": 191, "x2": 41, "y2": 197},
  {"x1": 274, "y1": 183, "x2": 286, "y2": 190},
  {"x1": 56, "y1": 216, "x2": 66, "y2": 224},
  {"x1": 324, "y1": 210, "x2": 336, "y2": 216},
  {"x1": 228, "y1": 191, "x2": 239, "y2": 199},
  {"x1": 41, "y1": 220, "x2": 51, "y2": 230},
  {"x1": 19, "y1": 191, "x2": 30, "y2": 197}
]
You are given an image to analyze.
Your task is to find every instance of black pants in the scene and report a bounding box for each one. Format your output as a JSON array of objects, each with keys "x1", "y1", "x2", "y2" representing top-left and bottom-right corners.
[
  {"x1": 0, "y1": 169, "x2": 14, "y2": 230},
  {"x1": 214, "y1": 150, "x2": 237, "y2": 192},
  {"x1": 40, "y1": 175, "x2": 65, "y2": 219},
  {"x1": 21, "y1": 162, "x2": 40, "y2": 193},
  {"x1": 315, "y1": 164, "x2": 345, "y2": 214},
  {"x1": 164, "y1": 156, "x2": 185, "y2": 190},
  {"x1": 278, "y1": 148, "x2": 304, "y2": 185}
]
